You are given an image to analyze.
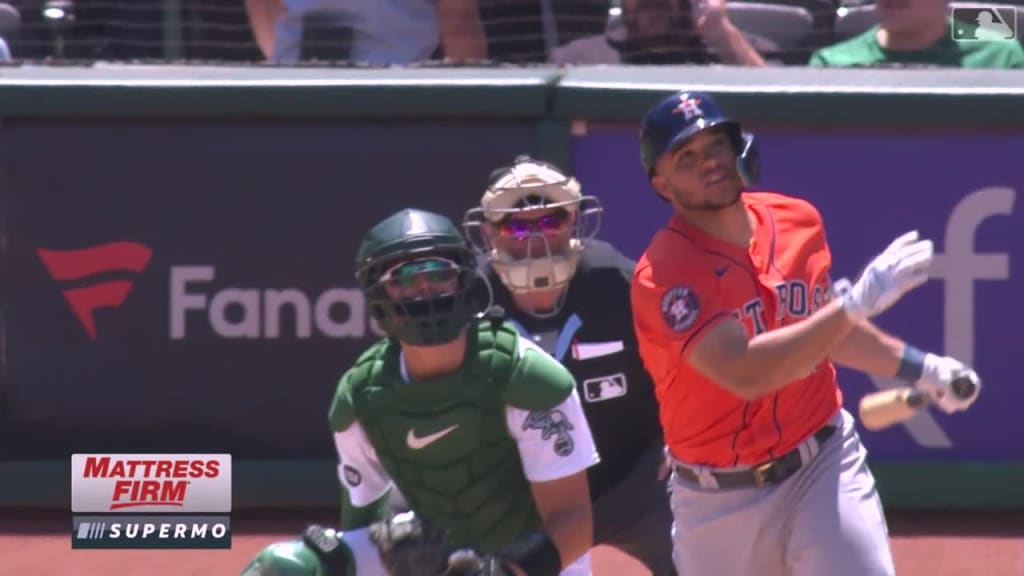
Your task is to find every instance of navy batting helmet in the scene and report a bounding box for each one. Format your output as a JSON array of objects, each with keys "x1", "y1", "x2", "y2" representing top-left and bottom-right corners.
[{"x1": 639, "y1": 90, "x2": 759, "y2": 188}]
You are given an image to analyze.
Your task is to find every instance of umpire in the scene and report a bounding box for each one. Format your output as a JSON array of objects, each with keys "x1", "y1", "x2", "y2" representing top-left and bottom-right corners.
[{"x1": 462, "y1": 155, "x2": 676, "y2": 575}]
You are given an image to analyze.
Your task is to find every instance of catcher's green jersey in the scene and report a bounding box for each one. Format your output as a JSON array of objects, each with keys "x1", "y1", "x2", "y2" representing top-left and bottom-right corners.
[{"x1": 328, "y1": 319, "x2": 599, "y2": 555}]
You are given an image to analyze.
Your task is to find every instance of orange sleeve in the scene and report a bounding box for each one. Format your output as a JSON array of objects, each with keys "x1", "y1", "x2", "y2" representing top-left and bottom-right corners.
[
  {"x1": 802, "y1": 201, "x2": 836, "y2": 308},
  {"x1": 631, "y1": 255, "x2": 732, "y2": 361},
  {"x1": 775, "y1": 195, "x2": 835, "y2": 311}
]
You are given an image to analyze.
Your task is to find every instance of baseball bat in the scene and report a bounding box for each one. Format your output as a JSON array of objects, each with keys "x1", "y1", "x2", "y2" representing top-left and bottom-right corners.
[{"x1": 859, "y1": 377, "x2": 978, "y2": 431}]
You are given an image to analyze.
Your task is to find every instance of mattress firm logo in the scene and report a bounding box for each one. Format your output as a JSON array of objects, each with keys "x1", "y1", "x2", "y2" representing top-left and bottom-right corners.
[{"x1": 71, "y1": 454, "x2": 232, "y2": 549}]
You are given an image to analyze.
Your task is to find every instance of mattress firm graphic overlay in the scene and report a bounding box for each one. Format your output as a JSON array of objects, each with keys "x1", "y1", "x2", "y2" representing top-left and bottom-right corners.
[
  {"x1": 71, "y1": 454, "x2": 232, "y2": 549},
  {"x1": 71, "y1": 515, "x2": 232, "y2": 549}
]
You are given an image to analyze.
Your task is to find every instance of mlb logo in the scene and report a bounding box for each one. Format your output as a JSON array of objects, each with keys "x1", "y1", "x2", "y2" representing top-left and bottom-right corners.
[
  {"x1": 951, "y1": 6, "x2": 1018, "y2": 41},
  {"x1": 583, "y1": 373, "x2": 628, "y2": 403}
]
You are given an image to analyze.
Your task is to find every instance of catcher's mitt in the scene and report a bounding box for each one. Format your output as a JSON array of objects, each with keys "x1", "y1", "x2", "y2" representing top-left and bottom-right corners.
[{"x1": 369, "y1": 512, "x2": 512, "y2": 576}]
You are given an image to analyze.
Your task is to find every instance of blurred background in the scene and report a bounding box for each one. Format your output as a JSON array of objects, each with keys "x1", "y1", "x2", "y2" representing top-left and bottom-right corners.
[{"x1": 0, "y1": 0, "x2": 1022, "y2": 573}]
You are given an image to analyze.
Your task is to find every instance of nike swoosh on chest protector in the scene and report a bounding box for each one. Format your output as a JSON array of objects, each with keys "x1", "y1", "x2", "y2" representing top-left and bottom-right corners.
[{"x1": 406, "y1": 424, "x2": 460, "y2": 450}]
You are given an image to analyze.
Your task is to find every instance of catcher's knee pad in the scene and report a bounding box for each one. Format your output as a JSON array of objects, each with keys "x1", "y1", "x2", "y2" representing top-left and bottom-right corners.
[{"x1": 241, "y1": 526, "x2": 356, "y2": 576}]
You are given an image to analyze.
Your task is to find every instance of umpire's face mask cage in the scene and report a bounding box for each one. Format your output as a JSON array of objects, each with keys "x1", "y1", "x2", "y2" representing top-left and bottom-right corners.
[
  {"x1": 463, "y1": 157, "x2": 603, "y2": 304},
  {"x1": 360, "y1": 250, "x2": 482, "y2": 347}
]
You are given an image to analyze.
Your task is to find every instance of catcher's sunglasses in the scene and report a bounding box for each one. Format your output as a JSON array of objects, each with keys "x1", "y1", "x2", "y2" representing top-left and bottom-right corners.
[
  {"x1": 498, "y1": 211, "x2": 570, "y2": 240},
  {"x1": 379, "y1": 258, "x2": 459, "y2": 290}
]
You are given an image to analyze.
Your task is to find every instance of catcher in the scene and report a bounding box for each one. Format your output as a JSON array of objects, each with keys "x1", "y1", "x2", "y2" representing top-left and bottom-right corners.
[{"x1": 242, "y1": 208, "x2": 599, "y2": 575}]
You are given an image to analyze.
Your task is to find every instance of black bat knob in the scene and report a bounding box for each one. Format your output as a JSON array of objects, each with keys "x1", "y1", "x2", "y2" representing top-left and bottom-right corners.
[{"x1": 951, "y1": 377, "x2": 977, "y2": 399}]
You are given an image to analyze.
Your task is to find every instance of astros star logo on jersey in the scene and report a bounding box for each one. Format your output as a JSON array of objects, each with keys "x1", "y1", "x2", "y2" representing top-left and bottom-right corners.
[
  {"x1": 672, "y1": 95, "x2": 703, "y2": 120},
  {"x1": 660, "y1": 285, "x2": 700, "y2": 332}
]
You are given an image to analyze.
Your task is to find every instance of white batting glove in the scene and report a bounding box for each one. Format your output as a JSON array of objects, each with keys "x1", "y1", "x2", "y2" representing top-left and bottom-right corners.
[
  {"x1": 915, "y1": 354, "x2": 982, "y2": 413},
  {"x1": 839, "y1": 230, "x2": 934, "y2": 322}
]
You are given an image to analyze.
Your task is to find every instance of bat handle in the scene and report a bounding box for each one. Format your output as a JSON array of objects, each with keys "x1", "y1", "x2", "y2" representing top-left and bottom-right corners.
[{"x1": 905, "y1": 389, "x2": 929, "y2": 408}]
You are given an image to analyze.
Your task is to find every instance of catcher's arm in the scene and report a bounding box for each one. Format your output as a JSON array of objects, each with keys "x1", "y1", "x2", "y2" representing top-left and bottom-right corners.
[
  {"x1": 341, "y1": 487, "x2": 392, "y2": 531},
  {"x1": 332, "y1": 421, "x2": 395, "y2": 530},
  {"x1": 519, "y1": 471, "x2": 593, "y2": 573},
  {"x1": 504, "y1": 349, "x2": 597, "y2": 575},
  {"x1": 330, "y1": 374, "x2": 395, "y2": 530}
]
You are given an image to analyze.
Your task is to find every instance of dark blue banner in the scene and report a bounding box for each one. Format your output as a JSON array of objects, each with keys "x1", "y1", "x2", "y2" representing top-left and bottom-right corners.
[{"x1": 3, "y1": 120, "x2": 536, "y2": 459}]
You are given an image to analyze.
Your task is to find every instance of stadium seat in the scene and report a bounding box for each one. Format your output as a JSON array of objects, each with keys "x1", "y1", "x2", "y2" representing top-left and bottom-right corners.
[
  {"x1": 727, "y1": 2, "x2": 817, "y2": 52},
  {"x1": 834, "y1": 4, "x2": 875, "y2": 40}
]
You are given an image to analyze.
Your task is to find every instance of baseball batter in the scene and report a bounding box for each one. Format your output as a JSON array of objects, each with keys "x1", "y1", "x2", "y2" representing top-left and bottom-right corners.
[
  {"x1": 629, "y1": 90, "x2": 982, "y2": 576},
  {"x1": 242, "y1": 208, "x2": 599, "y2": 575}
]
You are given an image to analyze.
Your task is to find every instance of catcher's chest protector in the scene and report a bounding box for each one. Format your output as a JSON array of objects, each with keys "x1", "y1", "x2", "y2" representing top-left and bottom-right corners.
[{"x1": 349, "y1": 321, "x2": 544, "y2": 553}]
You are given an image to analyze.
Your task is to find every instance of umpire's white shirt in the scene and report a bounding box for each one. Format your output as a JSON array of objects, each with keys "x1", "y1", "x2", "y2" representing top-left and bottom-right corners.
[{"x1": 335, "y1": 336, "x2": 600, "y2": 575}]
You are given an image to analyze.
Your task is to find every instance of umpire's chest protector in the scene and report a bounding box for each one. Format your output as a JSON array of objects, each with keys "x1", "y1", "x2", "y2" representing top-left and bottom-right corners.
[{"x1": 345, "y1": 321, "x2": 544, "y2": 553}]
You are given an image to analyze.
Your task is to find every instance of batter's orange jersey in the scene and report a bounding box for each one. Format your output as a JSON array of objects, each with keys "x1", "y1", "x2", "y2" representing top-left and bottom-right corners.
[{"x1": 631, "y1": 192, "x2": 842, "y2": 468}]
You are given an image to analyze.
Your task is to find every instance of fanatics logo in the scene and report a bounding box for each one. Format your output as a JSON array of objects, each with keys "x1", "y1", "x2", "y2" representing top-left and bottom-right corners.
[{"x1": 36, "y1": 242, "x2": 153, "y2": 340}]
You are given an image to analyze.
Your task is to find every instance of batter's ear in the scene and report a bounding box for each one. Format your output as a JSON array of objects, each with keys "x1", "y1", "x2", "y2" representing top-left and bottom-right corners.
[{"x1": 650, "y1": 175, "x2": 672, "y2": 204}]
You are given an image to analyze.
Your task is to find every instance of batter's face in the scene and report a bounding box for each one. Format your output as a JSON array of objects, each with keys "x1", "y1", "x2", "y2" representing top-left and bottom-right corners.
[
  {"x1": 652, "y1": 128, "x2": 744, "y2": 211},
  {"x1": 484, "y1": 206, "x2": 574, "y2": 261}
]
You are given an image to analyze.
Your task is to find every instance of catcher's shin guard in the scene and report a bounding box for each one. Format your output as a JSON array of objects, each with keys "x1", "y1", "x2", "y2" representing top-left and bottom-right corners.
[{"x1": 241, "y1": 525, "x2": 353, "y2": 576}]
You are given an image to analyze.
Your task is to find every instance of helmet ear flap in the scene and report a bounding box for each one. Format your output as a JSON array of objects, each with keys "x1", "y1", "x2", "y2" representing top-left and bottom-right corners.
[{"x1": 736, "y1": 132, "x2": 760, "y2": 188}]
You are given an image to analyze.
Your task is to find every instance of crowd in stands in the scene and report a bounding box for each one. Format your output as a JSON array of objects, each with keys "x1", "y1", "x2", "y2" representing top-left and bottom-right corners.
[{"x1": 0, "y1": 0, "x2": 1022, "y2": 67}]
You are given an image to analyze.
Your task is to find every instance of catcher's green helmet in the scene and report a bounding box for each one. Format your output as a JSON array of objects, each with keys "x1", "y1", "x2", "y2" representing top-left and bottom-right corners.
[
  {"x1": 355, "y1": 208, "x2": 482, "y2": 346},
  {"x1": 241, "y1": 540, "x2": 327, "y2": 576}
]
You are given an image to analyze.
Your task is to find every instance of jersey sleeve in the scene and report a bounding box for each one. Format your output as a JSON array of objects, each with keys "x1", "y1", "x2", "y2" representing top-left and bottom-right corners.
[
  {"x1": 506, "y1": 386, "x2": 600, "y2": 482},
  {"x1": 504, "y1": 335, "x2": 576, "y2": 411},
  {"x1": 630, "y1": 254, "x2": 731, "y2": 359},
  {"x1": 793, "y1": 197, "x2": 836, "y2": 311},
  {"x1": 333, "y1": 421, "x2": 393, "y2": 507}
]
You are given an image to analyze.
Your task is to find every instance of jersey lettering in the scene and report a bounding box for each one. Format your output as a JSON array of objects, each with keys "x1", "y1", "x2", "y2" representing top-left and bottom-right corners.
[
  {"x1": 775, "y1": 283, "x2": 789, "y2": 320},
  {"x1": 789, "y1": 281, "x2": 808, "y2": 316},
  {"x1": 742, "y1": 298, "x2": 768, "y2": 335},
  {"x1": 813, "y1": 285, "x2": 825, "y2": 312}
]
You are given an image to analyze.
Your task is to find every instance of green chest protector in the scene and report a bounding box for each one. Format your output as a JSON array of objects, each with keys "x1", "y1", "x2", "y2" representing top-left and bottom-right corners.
[{"x1": 339, "y1": 320, "x2": 544, "y2": 553}]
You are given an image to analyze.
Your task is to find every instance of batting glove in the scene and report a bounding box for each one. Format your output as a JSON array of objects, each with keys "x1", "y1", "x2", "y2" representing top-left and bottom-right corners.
[
  {"x1": 840, "y1": 230, "x2": 934, "y2": 323},
  {"x1": 916, "y1": 354, "x2": 983, "y2": 413}
]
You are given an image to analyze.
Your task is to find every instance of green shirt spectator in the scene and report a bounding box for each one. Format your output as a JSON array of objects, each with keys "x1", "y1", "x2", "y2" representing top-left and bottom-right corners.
[{"x1": 811, "y1": 23, "x2": 1024, "y2": 68}]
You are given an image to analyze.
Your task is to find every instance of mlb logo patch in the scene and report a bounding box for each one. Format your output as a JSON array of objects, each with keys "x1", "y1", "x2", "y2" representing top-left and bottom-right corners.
[{"x1": 582, "y1": 373, "x2": 628, "y2": 403}]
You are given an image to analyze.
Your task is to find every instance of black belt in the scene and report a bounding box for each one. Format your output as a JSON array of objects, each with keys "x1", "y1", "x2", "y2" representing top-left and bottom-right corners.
[{"x1": 673, "y1": 425, "x2": 837, "y2": 490}]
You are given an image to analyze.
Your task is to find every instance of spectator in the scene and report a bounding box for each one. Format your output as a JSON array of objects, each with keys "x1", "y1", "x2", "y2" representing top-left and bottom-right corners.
[
  {"x1": 480, "y1": 0, "x2": 613, "y2": 63},
  {"x1": 0, "y1": 1, "x2": 16, "y2": 61},
  {"x1": 245, "y1": 0, "x2": 487, "y2": 64},
  {"x1": 810, "y1": 0, "x2": 1024, "y2": 67},
  {"x1": 551, "y1": 0, "x2": 768, "y2": 65}
]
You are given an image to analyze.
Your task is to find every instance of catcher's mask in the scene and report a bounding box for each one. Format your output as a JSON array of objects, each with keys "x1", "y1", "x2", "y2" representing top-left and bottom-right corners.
[
  {"x1": 356, "y1": 209, "x2": 490, "y2": 346},
  {"x1": 463, "y1": 155, "x2": 602, "y2": 313}
]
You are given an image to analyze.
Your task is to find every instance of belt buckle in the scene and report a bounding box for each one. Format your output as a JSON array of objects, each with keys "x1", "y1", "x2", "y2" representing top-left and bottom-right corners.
[{"x1": 752, "y1": 461, "x2": 775, "y2": 487}]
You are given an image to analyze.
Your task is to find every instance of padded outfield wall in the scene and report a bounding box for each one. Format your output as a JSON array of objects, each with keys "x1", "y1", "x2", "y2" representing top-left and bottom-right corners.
[{"x1": 0, "y1": 65, "x2": 1021, "y2": 510}]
